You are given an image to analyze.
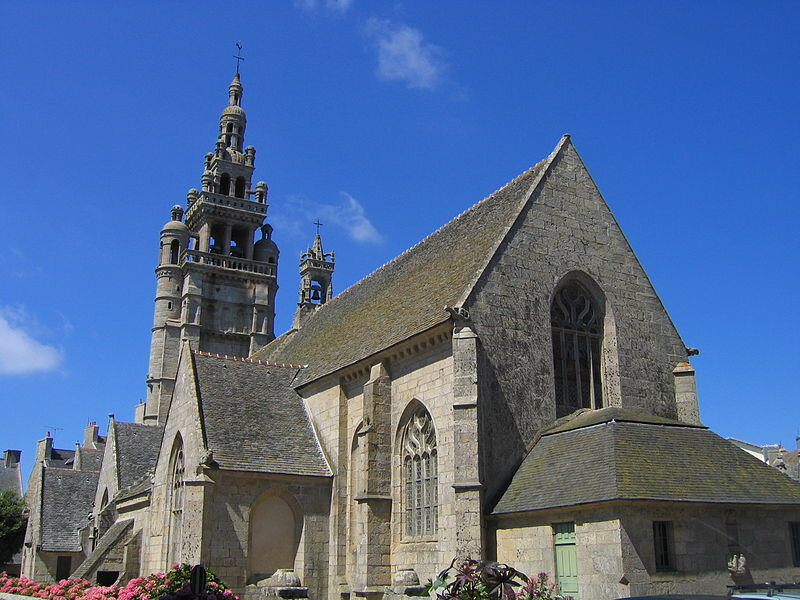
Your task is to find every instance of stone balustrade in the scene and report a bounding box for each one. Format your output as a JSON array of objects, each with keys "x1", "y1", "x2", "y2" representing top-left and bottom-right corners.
[{"x1": 183, "y1": 249, "x2": 276, "y2": 276}]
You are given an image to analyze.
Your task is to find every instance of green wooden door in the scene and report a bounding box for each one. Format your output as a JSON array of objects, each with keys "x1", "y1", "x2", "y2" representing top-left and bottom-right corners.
[{"x1": 553, "y1": 522, "x2": 579, "y2": 600}]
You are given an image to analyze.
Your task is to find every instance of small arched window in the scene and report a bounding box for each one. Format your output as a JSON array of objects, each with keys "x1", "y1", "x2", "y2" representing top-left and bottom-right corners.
[
  {"x1": 169, "y1": 240, "x2": 180, "y2": 264},
  {"x1": 167, "y1": 438, "x2": 185, "y2": 565},
  {"x1": 219, "y1": 173, "x2": 231, "y2": 196},
  {"x1": 235, "y1": 177, "x2": 246, "y2": 199},
  {"x1": 402, "y1": 406, "x2": 438, "y2": 537},
  {"x1": 551, "y1": 280, "x2": 603, "y2": 417}
]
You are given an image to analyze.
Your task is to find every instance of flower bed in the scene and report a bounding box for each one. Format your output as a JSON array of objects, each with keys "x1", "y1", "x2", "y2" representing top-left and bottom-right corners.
[
  {"x1": 0, "y1": 564, "x2": 238, "y2": 600},
  {"x1": 427, "y1": 559, "x2": 570, "y2": 600}
]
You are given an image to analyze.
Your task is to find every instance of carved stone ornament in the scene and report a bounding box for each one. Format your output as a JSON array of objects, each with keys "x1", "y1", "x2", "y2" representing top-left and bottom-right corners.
[{"x1": 445, "y1": 305, "x2": 470, "y2": 322}]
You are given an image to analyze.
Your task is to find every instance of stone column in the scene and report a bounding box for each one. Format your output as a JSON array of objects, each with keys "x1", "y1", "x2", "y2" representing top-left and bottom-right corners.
[
  {"x1": 221, "y1": 223, "x2": 233, "y2": 255},
  {"x1": 353, "y1": 361, "x2": 392, "y2": 599},
  {"x1": 452, "y1": 323, "x2": 484, "y2": 559},
  {"x1": 245, "y1": 227, "x2": 255, "y2": 260},
  {"x1": 199, "y1": 224, "x2": 211, "y2": 253}
]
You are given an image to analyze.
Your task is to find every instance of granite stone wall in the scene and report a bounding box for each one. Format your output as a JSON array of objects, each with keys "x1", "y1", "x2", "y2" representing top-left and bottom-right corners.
[
  {"x1": 467, "y1": 141, "x2": 689, "y2": 503},
  {"x1": 298, "y1": 328, "x2": 461, "y2": 600},
  {"x1": 491, "y1": 502, "x2": 800, "y2": 600}
]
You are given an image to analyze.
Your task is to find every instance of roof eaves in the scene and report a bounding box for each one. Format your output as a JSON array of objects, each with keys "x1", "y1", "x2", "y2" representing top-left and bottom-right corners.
[{"x1": 292, "y1": 320, "x2": 452, "y2": 390}]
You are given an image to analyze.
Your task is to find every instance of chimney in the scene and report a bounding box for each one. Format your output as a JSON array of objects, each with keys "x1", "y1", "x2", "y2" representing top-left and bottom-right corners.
[
  {"x1": 4, "y1": 450, "x2": 21, "y2": 468},
  {"x1": 83, "y1": 421, "x2": 99, "y2": 449}
]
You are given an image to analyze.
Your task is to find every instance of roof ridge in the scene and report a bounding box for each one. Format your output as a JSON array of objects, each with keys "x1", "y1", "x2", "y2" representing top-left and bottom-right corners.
[
  {"x1": 261, "y1": 154, "x2": 555, "y2": 339},
  {"x1": 457, "y1": 135, "x2": 569, "y2": 307},
  {"x1": 194, "y1": 349, "x2": 306, "y2": 369},
  {"x1": 46, "y1": 467, "x2": 100, "y2": 473},
  {"x1": 113, "y1": 419, "x2": 161, "y2": 427}
]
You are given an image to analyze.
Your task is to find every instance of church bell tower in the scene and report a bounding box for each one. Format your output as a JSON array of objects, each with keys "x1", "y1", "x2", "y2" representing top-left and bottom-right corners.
[
  {"x1": 139, "y1": 72, "x2": 279, "y2": 424},
  {"x1": 292, "y1": 231, "x2": 334, "y2": 329}
]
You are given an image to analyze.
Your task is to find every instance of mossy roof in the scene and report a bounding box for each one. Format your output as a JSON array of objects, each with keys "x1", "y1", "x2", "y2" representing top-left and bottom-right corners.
[
  {"x1": 253, "y1": 143, "x2": 560, "y2": 385},
  {"x1": 492, "y1": 408, "x2": 800, "y2": 515}
]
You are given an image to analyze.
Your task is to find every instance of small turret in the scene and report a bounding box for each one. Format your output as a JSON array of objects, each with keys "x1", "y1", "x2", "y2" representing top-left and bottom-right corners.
[
  {"x1": 159, "y1": 205, "x2": 189, "y2": 266},
  {"x1": 219, "y1": 73, "x2": 247, "y2": 152},
  {"x1": 293, "y1": 230, "x2": 334, "y2": 329},
  {"x1": 253, "y1": 224, "x2": 279, "y2": 264}
]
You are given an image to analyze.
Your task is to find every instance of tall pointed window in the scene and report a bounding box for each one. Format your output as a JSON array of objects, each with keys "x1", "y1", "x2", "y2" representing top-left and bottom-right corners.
[
  {"x1": 551, "y1": 280, "x2": 603, "y2": 417},
  {"x1": 167, "y1": 439, "x2": 185, "y2": 566},
  {"x1": 402, "y1": 407, "x2": 438, "y2": 537}
]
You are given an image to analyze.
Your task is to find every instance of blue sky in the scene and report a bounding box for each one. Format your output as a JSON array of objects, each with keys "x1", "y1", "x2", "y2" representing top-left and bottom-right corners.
[{"x1": 1, "y1": 2, "x2": 798, "y2": 483}]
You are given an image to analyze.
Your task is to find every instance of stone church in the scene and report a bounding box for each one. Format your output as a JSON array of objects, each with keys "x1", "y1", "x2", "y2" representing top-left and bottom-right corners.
[{"x1": 21, "y1": 72, "x2": 800, "y2": 600}]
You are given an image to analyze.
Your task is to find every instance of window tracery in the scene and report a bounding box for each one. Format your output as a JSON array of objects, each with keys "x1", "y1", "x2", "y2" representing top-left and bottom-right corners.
[
  {"x1": 551, "y1": 280, "x2": 603, "y2": 416},
  {"x1": 167, "y1": 441, "x2": 185, "y2": 565},
  {"x1": 402, "y1": 407, "x2": 437, "y2": 537}
]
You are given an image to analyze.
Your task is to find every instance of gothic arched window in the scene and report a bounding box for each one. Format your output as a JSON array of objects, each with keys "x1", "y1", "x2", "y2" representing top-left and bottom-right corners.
[
  {"x1": 551, "y1": 280, "x2": 603, "y2": 417},
  {"x1": 167, "y1": 438, "x2": 185, "y2": 566},
  {"x1": 402, "y1": 407, "x2": 438, "y2": 537}
]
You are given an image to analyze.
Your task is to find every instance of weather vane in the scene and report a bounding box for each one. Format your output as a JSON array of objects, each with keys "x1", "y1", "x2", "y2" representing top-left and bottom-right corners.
[
  {"x1": 233, "y1": 41, "x2": 245, "y2": 73},
  {"x1": 314, "y1": 219, "x2": 323, "y2": 235}
]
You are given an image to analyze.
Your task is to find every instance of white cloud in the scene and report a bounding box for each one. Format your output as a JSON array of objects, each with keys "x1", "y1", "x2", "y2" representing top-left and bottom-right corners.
[
  {"x1": 295, "y1": 0, "x2": 353, "y2": 13},
  {"x1": 326, "y1": 0, "x2": 353, "y2": 12},
  {"x1": 365, "y1": 18, "x2": 446, "y2": 90},
  {"x1": 337, "y1": 192, "x2": 382, "y2": 242},
  {"x1": 271, "y1": 192, "x2": 383, "y2": 244},
  {"x1": 0, "y1": 306, "x2": 63, "y2": 375}
]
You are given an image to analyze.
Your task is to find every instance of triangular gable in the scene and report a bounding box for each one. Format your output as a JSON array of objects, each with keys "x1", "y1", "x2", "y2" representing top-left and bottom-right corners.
[
  {"x1": 254, "y1": 142, "x2": 559, "y2": 385},
  {"x1": 154, "y1": 343, "x2": 209, "y2": 481}
]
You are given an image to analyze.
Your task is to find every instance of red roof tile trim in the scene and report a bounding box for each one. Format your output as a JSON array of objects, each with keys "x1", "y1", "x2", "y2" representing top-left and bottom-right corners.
[{"x1": 193, "y1": 350, "x2": 307, "y2": 369}]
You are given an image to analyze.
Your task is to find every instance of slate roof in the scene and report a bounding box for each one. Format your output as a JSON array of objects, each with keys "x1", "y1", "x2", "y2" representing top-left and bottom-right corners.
[
  {"x1": 193, "y1": 352, "x2": 331, "y2": 477},
  {"x1": 492, "y1": 408, "x2": 800, "y2": 515},
  {"x1": 41, "y1": 468, "x2": 99, "y2": 552},
  {"x1": 113, "y1": 421, "x2": 163, "y2": 490},
  {"x1": 45, "y1": 447, "x2": 75, "y2": 468},
  {"x1": 253, "y1": 144, "x2": 559, "y2": 385},
  {"x1": 76, "y1": 446, "x2": 104, "y2": 472},
  {"x1": 115, "y1": 475, "x2": 153, "y2": 502}
]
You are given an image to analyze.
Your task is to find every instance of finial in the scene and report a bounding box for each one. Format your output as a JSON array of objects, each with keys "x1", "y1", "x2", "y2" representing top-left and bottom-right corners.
[
  {"x1": 233, "y1": 41, "x2": 245, "y2": 74},
  {"x1": 314, "y1": 219, "x2": 323, "y2": 235}
]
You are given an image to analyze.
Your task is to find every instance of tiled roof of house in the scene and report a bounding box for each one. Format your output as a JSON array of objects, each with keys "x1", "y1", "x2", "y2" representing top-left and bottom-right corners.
[
  {"x1": 75, "y1": 446, "x2": 104, "y2": 472},
  {"x1": 492, "y1": 407, "x2": 800, "y2": 515},
  {"x1": 40, "y1": 468, "x2": 99, "y2": 552},
  {"x1": 253, "y1": 141, "x2": 564, "y2": 385},
  {"x1": 45, "y1": 447, "x2": 75, "y2": 468},
  {"x1": 113, "y1": 422, "x2": 163, "y2": 490},
  {"x1": 193, "y1": 352, "x2": 331, "y2": 477}
]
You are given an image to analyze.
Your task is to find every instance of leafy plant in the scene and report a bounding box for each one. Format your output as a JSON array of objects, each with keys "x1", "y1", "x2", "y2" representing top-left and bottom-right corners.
[
  {"x1": 0, "y1": 489, "x2": 26, "y2": 566},
  {"x1": 426, "y1": 559, "x2": 569, "y2": 600}
]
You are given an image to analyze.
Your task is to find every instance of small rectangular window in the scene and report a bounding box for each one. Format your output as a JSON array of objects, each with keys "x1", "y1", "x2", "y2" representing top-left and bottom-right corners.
[
  {"x1": 653, "y1": 521, "x2": 674, "y2": 571},
  {"x1": 56, "y1": 555, "x2": 72, "y2": 580},
  {"x1": 790, "y1": 522, "x2": 800, "y2": 567}
]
